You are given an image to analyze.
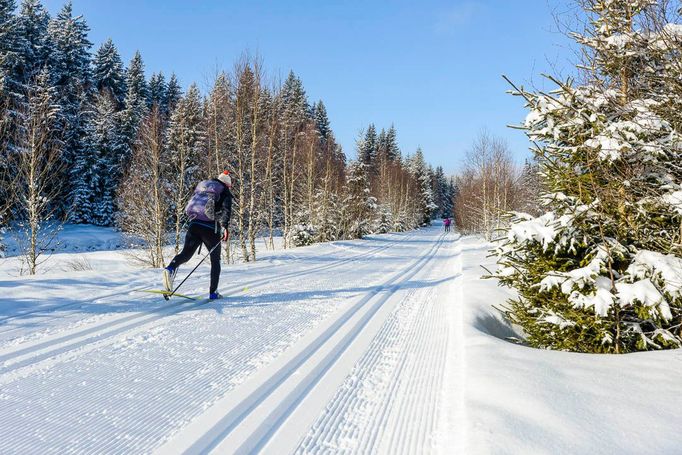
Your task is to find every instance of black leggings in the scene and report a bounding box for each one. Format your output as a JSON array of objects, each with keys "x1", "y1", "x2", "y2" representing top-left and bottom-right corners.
[{"x1": 168, "y1": 223, "x2": 222, "y2": 293}]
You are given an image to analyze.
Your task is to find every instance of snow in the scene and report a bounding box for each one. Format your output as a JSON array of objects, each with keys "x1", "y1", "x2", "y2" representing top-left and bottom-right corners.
[
  {"x1": 626, "y1": 249, "x2": 682, "y2": 298},
  {"x1": 455, "y1": 237, "x2": 682, "y2": 454},
  {"x1": 584, "y1": 134, "x2": 627, "y2": 161},
  {"x1": 616, "y1": 279, "x2": 670, "y2": 320},
  {"x1": 506, "y1": 212, "x2": 562, "y2": 250},
  {"x1": 1, "y1": 224, "x2": 681, "y2": 453},
  {"x1": 662, "y1": 190, "x2": 682, "y2": 214},
  {"x1": 2, "y1": 224, "x2": 128, "y2": 258}
]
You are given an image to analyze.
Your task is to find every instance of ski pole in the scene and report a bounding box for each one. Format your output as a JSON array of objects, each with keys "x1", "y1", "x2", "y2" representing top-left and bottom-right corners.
[{"x1": 166, "y1": 240, "x2": 222, "y2": 300}]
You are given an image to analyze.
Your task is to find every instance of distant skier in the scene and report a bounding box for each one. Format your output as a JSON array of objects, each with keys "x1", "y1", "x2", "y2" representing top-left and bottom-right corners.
[
  {"x1": 163, "y1": 171, "x2": 233, "y2": 300},
  {"x1": 444, "y1": 217, "x2": 451, "y2": 233}
]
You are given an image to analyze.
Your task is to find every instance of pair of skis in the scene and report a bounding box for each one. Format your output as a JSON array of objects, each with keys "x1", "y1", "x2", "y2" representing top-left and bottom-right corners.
[{"x1": 140, "y1": 241, "x2": 223, "y2": 301}]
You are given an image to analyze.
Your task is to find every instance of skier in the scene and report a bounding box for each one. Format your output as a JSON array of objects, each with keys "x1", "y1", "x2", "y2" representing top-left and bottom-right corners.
[
  {"x1": 163, "y1": 171, "x2": 233, "y2": 300},
  {"x1": 444, "y1": 217, "x2": 451, "y2": 233}
]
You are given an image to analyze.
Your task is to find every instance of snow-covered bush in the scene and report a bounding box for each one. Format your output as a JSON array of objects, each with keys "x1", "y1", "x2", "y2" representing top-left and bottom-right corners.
[
  {"x1": 311, "y1": 190, "x2": 341, "y2": 242},
  {"x1": 393, "y1": 217, "x2": 409, "y2": 232},
  {"x1": 372, "y1": 205, "x2": 393, "y2": 234},
  {"x1": 494, "y1": 0, "x2": 682, "y2": 353},
  {"x1": 288, "y1": 224, "x2": 317, "y2": 247}
]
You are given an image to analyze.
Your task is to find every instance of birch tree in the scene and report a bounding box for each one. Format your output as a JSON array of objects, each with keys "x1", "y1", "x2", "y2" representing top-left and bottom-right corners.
[
  {"x1": 117, "y1": 106, "x2": 169, "y2": 268},
  {"x1": 11, "y1": 70, "x2": 64, "y2": 275}
]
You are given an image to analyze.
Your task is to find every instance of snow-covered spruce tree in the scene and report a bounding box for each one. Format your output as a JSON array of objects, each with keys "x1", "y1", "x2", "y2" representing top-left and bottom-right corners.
[
  {"x1": 49, "y1": 2, "x2": 95, "y2": 220},
  {"x1": 280, "y1": 71, "x2": 310, "y2": 247},
  {"x1": 120, "y1": 51, "x2": 148, "y2": 168},
  {"x1": 91, "y1": 93, "x2": 126, "y2": 225},
  {"x1": 430, "y1": 165, "x2": 449, "y2": 218},
  {"x1": 0, "y1": 0, "x2": 26, "y2": 221},
  {"x1": 341, "y1": 160, "x2": 376, "y2": 239},
  {"x1": 164, "y1": 73, "x2": 182, "y2": 116},
  {"x1": 0, "y1": 0, "x2": 25, "y2": 118},
  {"x1": 373, "y1": 204, "x2": 393, "y2": 234},
  {"x1": 18, "y1": 0, "x2": 54, "y2": 84},
  {"x1": 379, "y1": 125, "x2": 400, "y2": 162},
  {"x1": 67, "y1": 92, "x2": 96, "y2": 224},
  {"x1": 359, "y1": 123, "x2": 377, "y2": 168},
  {"x1": 494, "y1": 0, "x2": 682, "y2": 353},
  {"x1": 148, "y1": 72, "x2": 166, "y2": 109},
  {"x1": 312, "y1": 99, "x2": 330, "y2": 144},
  {"x1": 92, "y1": 38, "x2": 126, "y2": 109},
  {"x1": 312, "y1": 188, "x2": 341, "y2": 242},
  {"x1": 407, "y1": 148, "x2": 436, "y2": 226}
]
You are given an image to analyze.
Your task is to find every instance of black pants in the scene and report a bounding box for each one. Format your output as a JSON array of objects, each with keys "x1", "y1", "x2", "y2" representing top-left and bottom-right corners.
[{"x1": 168, "y1": 222, "x2": 221, "y2": 293}]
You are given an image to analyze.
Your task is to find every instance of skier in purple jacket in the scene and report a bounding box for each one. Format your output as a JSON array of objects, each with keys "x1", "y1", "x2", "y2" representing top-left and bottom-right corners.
[{"x1": 163, "y1": 171, "x2": 233, "y2": 299}]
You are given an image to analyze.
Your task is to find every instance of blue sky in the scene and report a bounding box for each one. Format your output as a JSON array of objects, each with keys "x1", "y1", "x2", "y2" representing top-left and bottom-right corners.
[{"x1": 45, "y1": 0, "x2": 575, "y2": 174}]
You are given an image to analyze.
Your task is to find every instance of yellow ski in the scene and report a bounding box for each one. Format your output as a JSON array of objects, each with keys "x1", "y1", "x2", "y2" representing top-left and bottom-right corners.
[{"x1": 137, "y1": 289, "x2": 197, "y2": 300}]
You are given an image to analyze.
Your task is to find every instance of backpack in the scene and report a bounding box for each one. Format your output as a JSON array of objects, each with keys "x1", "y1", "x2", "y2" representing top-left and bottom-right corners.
[{"x1": 185, "y1": 180, "x2": 225, "y2": 222}]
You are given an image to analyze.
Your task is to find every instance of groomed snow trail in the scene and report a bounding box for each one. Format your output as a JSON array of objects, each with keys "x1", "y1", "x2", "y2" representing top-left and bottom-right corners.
[
  {"x1": 0, "y1": 226, "x2": 461, "y2": 454},
  {"x1": 294, "y1": 234, "x2": 460, "y2": 454}
]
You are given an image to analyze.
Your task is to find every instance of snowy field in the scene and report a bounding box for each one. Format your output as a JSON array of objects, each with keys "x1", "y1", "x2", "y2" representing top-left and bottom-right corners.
[{"x1": 1, "y1": 223, "x2": 681, "y2": 454}]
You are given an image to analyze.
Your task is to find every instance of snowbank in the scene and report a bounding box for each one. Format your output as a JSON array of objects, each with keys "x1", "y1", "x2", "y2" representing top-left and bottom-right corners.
[
  {"x1": 2, "y1": 224, "x2": 127, "y2": 257},
  {"x1": 456, "y1": 236, "x2": 682, "y2": 455}
]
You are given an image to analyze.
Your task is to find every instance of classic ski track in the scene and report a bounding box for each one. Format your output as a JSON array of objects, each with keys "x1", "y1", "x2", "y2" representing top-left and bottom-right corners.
[
  {"x1": 0, "y1": 232, "x2": 416, "y2": 381},
  {"x1": 0, "y1": 236, "x2": 420, "y2": 453},
  {"x1": 295, "y1": 235, "x2": 458, "y2": 454},
  {"x1": 0, "y1": 278, "x2": 153, "y2": 327},
  {"x1": 0, "y1": 232, "x2": 407, "y2": 331},
  {"x1": 159, "y1": 231, "x2": 447, "y2": 455}
]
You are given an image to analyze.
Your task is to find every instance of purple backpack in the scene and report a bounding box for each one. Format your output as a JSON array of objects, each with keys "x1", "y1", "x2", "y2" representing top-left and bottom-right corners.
[{"x1": 185, "y1": 180, "x2": 225, "y2": 222}]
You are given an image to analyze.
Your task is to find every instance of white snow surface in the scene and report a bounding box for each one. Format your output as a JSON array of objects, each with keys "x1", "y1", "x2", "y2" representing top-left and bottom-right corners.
[{"x1": 1, "y1": 224, "x2": 681, "y2": 454}]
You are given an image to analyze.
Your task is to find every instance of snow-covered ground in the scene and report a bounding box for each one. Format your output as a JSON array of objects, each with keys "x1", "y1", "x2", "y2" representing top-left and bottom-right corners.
[{"x1": 1, "y1": 224, "x2": 680, "y2": 454}]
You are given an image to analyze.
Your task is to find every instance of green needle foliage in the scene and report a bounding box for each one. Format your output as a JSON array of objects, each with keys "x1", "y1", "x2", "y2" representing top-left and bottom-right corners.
[{"x1": 494, "y1": 0, "x2": 682, "y2": 353}]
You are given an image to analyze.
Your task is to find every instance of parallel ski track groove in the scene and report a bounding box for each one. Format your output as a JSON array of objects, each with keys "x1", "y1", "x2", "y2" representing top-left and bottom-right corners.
[
  {"x1": 296, "y1": 236, "x2": 457, "y2": 454},
  {"x1": 301, "y1": 287, "x2": 423, "y2": 453},
  {"x1": 385, "y1": 239, "x2": 455, "y2": 453},
  {"x1": 4, "y1": 309, "x2": 321, "y2": 453},
  {"x1": 183, "y1": 232, "x2": 446, "y2": 454},
  {"x1": 0, "y1": 303, "x2": 331, "y2": 454},
  {"x1": 0, "y1": 233, "x2": 415, "y2": 379}
]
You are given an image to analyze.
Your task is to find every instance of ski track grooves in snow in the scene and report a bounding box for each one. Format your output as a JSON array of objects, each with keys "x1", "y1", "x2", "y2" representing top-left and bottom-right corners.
[
  {"x1": 0, "y1": 233, "x2": 415, "y2": 381},
  {"x1": 158, "y1": 232, "x2": 449, "y2": 455},
  {"x1": 295, "y1": 235, "x2": 460, "y2": 454},
  {"x1": 0, "y1": 279, "x2": 151, "y2": 326}
]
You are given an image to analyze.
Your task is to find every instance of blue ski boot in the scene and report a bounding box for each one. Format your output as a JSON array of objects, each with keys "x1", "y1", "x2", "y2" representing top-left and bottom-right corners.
[{"x1": 209, "y1": 292, "x2": 223, "y2": 300}]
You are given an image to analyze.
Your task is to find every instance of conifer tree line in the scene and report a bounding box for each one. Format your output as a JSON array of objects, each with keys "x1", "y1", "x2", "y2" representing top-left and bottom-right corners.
[
  {"x1": 356, "y1": 123, "x2": 455, "y2": 236},
  {"x1": 494, "y1": 0, "x2": 682, "y2": 353},
  {"x1": 0, "y1": 0, "x2": 452, "y2": 267}
]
